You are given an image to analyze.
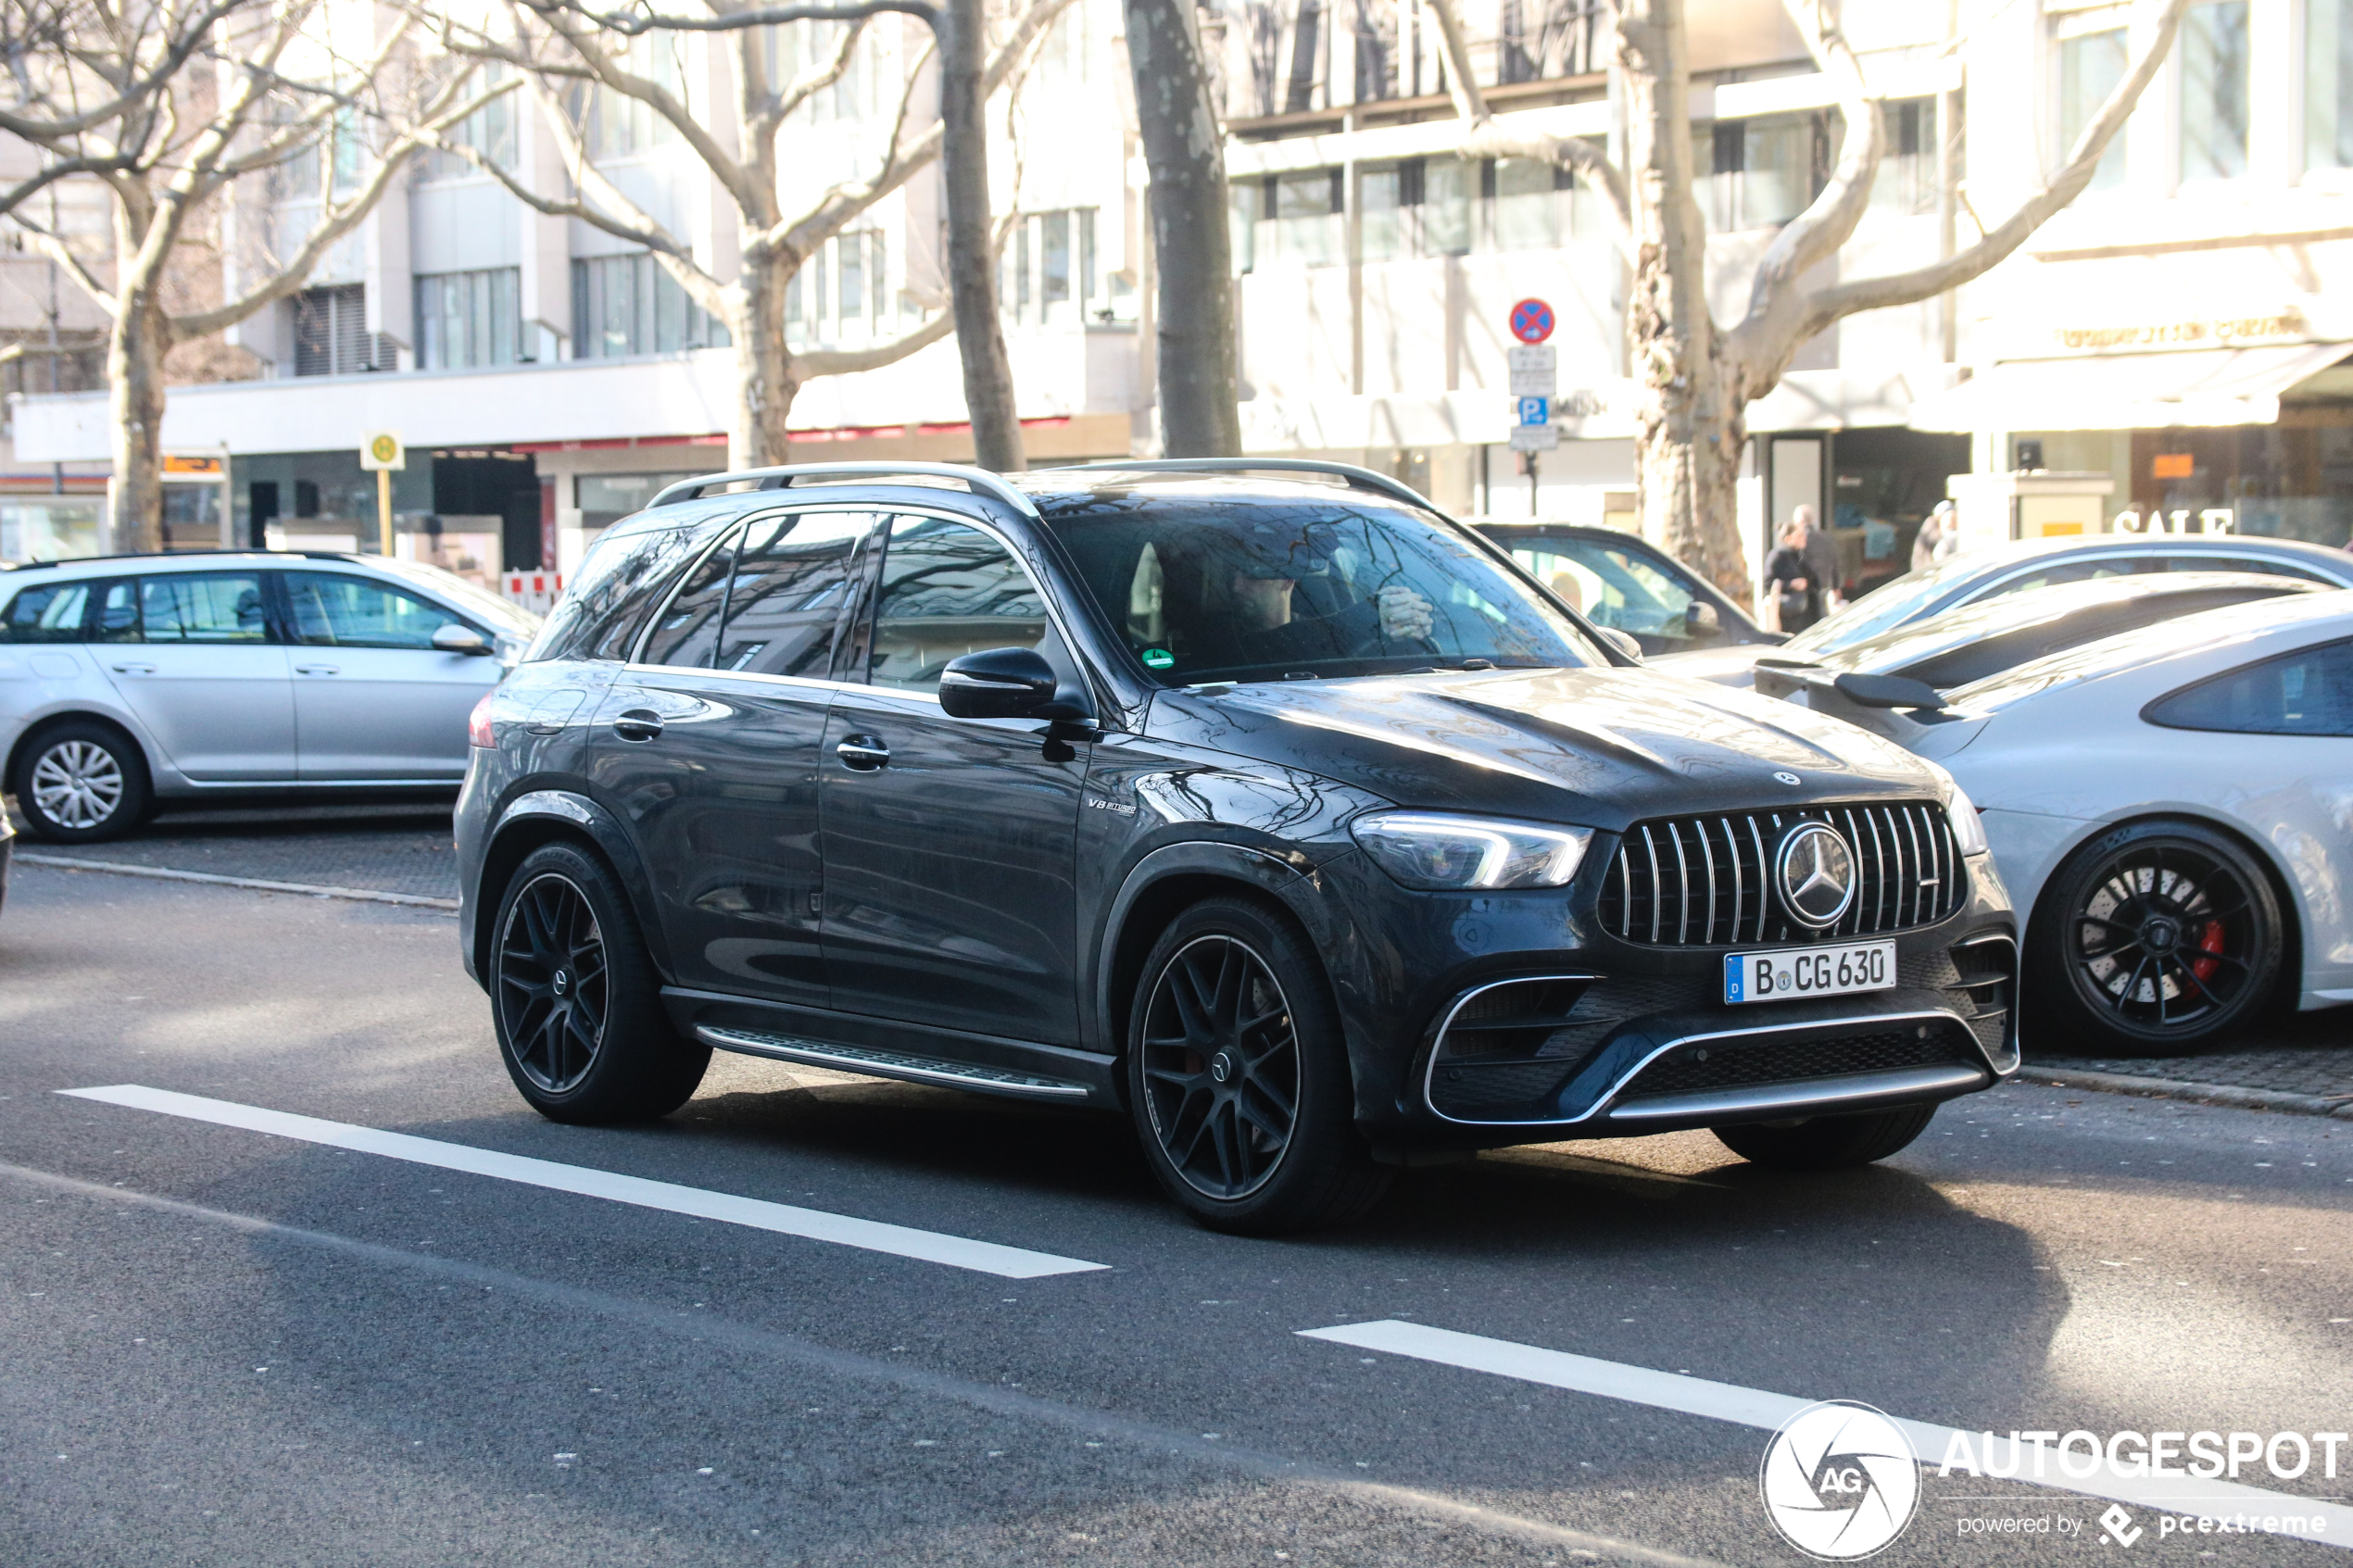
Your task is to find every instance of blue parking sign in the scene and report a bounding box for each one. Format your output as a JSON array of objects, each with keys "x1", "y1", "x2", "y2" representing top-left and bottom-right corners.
[{"x1": 1516, "y1": 395, "x2": 1549, "y2": 426}]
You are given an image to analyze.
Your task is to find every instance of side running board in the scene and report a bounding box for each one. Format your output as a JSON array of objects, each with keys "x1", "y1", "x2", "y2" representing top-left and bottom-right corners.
[{"x1": 695, "y1": 1025, "x2": 1092, "y2": 1101}]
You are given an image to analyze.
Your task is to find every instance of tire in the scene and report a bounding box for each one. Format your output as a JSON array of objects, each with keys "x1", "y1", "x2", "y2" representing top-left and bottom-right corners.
[
  {"x1": 489, "y1": 842, "x2": 709, "y2": 1123},
  {"x1": 2026, "y1": 819, "x2": 2282, "y2": 1058},
  {"x1": 1713, "y1": 1104, "x2": 1937, "y2": 1171},
  {"x1": 10, "y1": 720, "x2": 152, "y2": 844},
  {"x1": 1125, "y1": 897, "x2": 1392, "y2": 1236}
]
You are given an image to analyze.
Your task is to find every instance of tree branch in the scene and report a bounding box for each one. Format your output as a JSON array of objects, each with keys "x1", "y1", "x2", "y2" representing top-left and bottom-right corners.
[
  {"x1": 792, "y1": 304, "x2": 950, "y2": 375},
  {"x1": 170, "y1": 56, "x2": 500, "y2": 338},
  {"x1": 0, "y1": 151, "x2": 139, "y2": 218},
  {"x1": 1422, "y1": 0, "x2": 1630, "y2": 250},
  {"x1": 522, "y1": 0, "x2": 763, "y2": 207},
  {"x1": 1768, "y1": 0, "x2": 2192, "y2": 358},
  {"x1": 769, "y1": 0, "x2": 1072, "y2": 258},
  {"x1": 19, "y1": 220, "x2": 119, "y2": 316},
  {"x1": 526, "y1": 0, "x2": 936, "y2": 33},
  {"x1": 0, "y1": 0, "x2": 245, "y2": 141}
]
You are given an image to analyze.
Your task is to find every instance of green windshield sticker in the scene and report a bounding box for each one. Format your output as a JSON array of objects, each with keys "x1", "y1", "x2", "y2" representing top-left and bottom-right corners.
[{"x1": 1141, "y1": 647, "x2": 1176, "y2": 670}]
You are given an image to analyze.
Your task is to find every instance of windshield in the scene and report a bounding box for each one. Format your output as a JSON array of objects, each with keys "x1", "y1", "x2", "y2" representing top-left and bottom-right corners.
[
  {"x1": 1498, "y1": 533, "x2": 1738, "y2": 654},
  {"x1": 1778, "y1": 554, "x2": 1991, "y2": 656},
  {"x1": 371, "y1": 558, "x2": 540, "y2": 634},
  {"x1": 1039, "y1": 495, "x2": 1604, "y2": 685}
]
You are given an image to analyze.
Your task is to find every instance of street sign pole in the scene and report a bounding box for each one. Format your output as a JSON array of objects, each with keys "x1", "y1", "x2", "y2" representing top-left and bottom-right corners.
[
  {"x1": 360, "y1": 432, "x2": 406, "y2": 558},
  {"x1": 1505, "y1": 301, "x2": 1559, "y2": 518}
]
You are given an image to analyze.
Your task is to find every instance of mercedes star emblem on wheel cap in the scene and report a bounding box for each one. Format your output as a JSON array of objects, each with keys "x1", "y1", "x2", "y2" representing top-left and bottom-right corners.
[
  {"x1": 1774, "y1": 771, "x2": 1802, "y2": 785},
  {"x1": 1776, "y1": 822, "x2": 1857, "y2": 928}
]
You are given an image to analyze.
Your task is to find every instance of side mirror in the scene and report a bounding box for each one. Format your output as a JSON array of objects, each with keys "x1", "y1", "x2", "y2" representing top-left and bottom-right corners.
[
  {"x1": 432, "y1": 622, "x2": 493, "y2": 657},
  {"x1": 1598, "y1": 627, "x2": 1643, "y2": 662},
  {"x1": 939, "y1": 646, "x2": 1061, "y2": 720},
  {"x1": 1824, "y1": 671, "x2": 1948, "y2": 711}
]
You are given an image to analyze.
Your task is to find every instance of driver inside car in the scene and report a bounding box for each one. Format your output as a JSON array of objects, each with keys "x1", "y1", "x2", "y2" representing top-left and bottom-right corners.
[{"x1": 1164, "y1": 534, "x2": 1437, "y2": 671}]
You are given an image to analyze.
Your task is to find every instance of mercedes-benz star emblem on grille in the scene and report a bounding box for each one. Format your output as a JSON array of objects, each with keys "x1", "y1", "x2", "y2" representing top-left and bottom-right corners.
[
  {"x1": 1775, "y1": 822, "x2": 1857, "y2": 928},
  {"x1": 1773, "y1": 771, "x2": 1801, "y2": 785}
]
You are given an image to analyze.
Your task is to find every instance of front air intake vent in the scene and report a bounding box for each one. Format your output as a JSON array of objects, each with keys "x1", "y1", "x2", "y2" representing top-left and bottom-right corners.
[{"x1": 1598, "y1": 802, "x2": 1966, "y2": 947}]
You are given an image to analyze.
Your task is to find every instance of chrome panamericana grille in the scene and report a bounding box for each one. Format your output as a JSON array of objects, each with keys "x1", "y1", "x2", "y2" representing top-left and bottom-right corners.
[{"x1": 1598, "y1": 802, "x2": 1966, "y2": 947}]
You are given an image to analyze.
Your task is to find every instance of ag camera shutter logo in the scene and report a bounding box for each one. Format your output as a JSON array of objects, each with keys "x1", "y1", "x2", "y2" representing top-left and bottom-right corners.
[{"x1": 1759, "y1": 1400, "x2": 1920, "y2": 1560}]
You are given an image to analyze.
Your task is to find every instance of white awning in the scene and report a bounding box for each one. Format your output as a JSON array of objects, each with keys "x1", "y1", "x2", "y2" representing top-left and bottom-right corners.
[{"x1": 1906, "y1": 341, "x2": 2351, "y2": 433}]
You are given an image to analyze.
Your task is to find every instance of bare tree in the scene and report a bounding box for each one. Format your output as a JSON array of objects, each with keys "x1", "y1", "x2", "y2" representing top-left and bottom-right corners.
[
  {"x1": 0, "y1": 0, "x2": 510, "y2": 549},
  {"x1": 1121, "y1": 0, "x2": 1238, "y2": 457},
  {"x1": 1419, "y1": 0, "x2": 2191, "y2": 599},
  {"x1": 422, "y1": 0, "x2": 1072, "y2": 474}
]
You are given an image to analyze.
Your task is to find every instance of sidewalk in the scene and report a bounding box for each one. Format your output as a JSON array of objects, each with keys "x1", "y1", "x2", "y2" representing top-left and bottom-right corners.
[{"x1": 2031, "y1": 1006, "x2": 2353, "y2": 1116}]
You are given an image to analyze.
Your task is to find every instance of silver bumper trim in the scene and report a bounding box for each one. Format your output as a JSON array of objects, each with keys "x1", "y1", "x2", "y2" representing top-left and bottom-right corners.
[
  {"x1": 1602, "y1": 1062, "x2": 1992, "y2": 1124},
  {"x1": 697, "y1": 1026, "x2": 1092, "y2": 1100}
]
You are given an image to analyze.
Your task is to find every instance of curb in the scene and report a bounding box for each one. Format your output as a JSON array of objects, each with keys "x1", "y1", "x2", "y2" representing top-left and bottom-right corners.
[
  {"x1": 14, "y1": 852, "x2": 460, "y2": 913},
  {"x1": 2027, "y1": 1065, "x2": 2353, "y2": 1120}
]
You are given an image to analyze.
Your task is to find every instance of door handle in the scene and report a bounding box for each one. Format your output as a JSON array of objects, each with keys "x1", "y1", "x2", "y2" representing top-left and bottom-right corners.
[
  {"x1": 295, "y1": 663, "x2": 339, "y2": 676},
  {"x1": 109, "y1": 662, "x2": 156, "y2": 675},
  {"x1": 835, "y1": 735, "x2": 889, "y2": 771},
  {"x1": 610, "y1": 709, "x2": 665, "y2": 742}
]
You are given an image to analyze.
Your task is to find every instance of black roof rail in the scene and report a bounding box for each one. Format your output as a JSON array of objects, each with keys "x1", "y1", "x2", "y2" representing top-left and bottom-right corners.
[
  {"x1": 1040, "y1": 458, "x2": 1443, "y2": 515},
  {"x1": 648, "y1": 461, "x2": 1040, "y2": 518}
]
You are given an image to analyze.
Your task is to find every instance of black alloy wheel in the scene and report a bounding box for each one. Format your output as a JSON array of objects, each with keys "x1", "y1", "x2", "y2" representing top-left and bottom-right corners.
[
  {"x1": 1139, "y1": 933, "x2": 1302, "y2": 1201},
  {"x1": 11, "y1": 721, "x2": 151, "y2": 843},
  {"x1": 1126, "y1": 897, "x2": 1390, "y2": 1234},
  {"x1": 2032, "y1": 821, "x2": 2282, "y2": 1056},
  {"x1": 497, "y1": 870, "x2": 611, "y2": 1096},
  {"x1": 489, "y1": 842, "x2": 710, "y2": 1123}
]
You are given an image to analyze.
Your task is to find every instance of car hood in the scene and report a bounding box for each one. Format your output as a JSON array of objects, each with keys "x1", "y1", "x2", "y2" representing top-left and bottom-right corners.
[
  {"x1": 1146, "y1": 666, "x2": 1945, "y2": 832},
  {"x1": 1640, "y1": 644, "x2": 1770, "y2": 686}
]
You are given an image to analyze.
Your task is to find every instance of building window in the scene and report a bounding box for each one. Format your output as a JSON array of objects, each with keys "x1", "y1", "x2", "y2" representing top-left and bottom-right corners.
[
  {"x1": 415, "y1": 268, "x2": 521, "y2": 369},
  {"x1": 421, "y1": 63, "x2": 515, "y2": 181},
  {"x1": 1709, "y1": 115, "x2": 1821, "y2": 231},
  {"x1": 1491, "y1": 157, "x2": 1569, "y2": 250},
  {"x1": 2180, "y1": 0, "x2": 2249, "y2": 181},
  {"x1": 1868, "y1": 98, "x2": 1941, "y2": 215},
  {"x1": 571, "y1": 254, "x2": 731, "y2": 358},
  {"x1": 2309, "y1": 0, "x2": 2353, "y2": 171},
  {"x1": 576, "y1": 37, "x2": 686, "y2": 157},
  {"x1": 293, "y1": 283, "x2": 381, "y2": 376},
  {"x1": 1254, "y1": 169, "x2": 1344, "y2": 268},
  {"x1": 2058, "y1": 26, "x2": 2128, "y2": 191}
]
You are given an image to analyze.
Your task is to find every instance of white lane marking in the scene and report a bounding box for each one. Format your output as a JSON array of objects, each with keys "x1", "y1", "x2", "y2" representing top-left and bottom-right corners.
[
  {"x1": 18, "y1": 854, "x2": 460, "y2": 911},
  {"x1": 60, "y1": 1085, "x2": 1106, "y2": 1279},
  {"x1": 1301, "y1": 1321, "x2": 2353, "y2": 1550}
]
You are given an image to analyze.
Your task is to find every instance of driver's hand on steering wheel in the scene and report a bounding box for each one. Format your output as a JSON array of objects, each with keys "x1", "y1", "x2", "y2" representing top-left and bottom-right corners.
[{"x1": 1378, "y1": 584, "x2": 1435, "y2": 642}]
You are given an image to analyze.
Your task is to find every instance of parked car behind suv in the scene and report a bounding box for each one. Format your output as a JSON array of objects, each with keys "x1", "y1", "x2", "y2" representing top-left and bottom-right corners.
[
  {"x1": 1652, "y1": 533, "x2": 2353, "y2": 687},
  {"x1": 1, "y1": 551, "x2": 536, "y2": 841},
  {"x1": 457, "y1": 461, "x2": 2019, "y2": 1234},
  {"x1": 1471, "y1": 520, "x2": 1782, "y2": 658}
]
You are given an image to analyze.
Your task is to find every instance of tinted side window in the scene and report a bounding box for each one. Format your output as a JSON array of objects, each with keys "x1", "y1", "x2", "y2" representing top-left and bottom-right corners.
[
  {"x1": 2181, "y1": 555, "x2": 2335, "y2": 584},
  {"x1": 1976, "y1": 558, "x2": 2146, "y2": 601},
  {"x1": 283, "y1": 572, "x2": 462, "y2": 648},
  {"x1": 867, "y1": 517, "x2": 1065, "y2": 694},
  {"x1": 639, "y1": 522, "x2": 747, "y2": 669},
  {"x1": 130, "y1": 573, "x2": 271, "y2": 644},
  {"x1": 0, "y1": 580, "x2": 92, "y2": 642},
  {"x1": 2146, "y1": 638, "x2": 2353, "y2": 736},
  {"x1": 1508, "y1": 538, "x2": 1728, "y2": 651},
  {"x1": 525, "y1": 521, "x2": 712, "y2": 664},
  {"x1": 717, "y1": 511, "x2": 874, "y2": 678}
]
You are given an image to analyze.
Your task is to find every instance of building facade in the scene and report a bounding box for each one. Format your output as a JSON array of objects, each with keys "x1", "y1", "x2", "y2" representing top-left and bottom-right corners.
[{"x1": 8, "y1": 0, "x2": 2350, "y2": 590}]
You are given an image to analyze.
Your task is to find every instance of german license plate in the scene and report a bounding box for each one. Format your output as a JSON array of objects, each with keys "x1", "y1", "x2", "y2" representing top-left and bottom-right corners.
[{"x1": 1722, "y1": 940, "x2": 1895, "y2": 1005}]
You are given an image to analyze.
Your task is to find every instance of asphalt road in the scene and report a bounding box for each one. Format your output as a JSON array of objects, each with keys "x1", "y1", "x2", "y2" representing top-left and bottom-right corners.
[{"x1": 3, "y1": 861, "x2": 2349, "y2": 1567}]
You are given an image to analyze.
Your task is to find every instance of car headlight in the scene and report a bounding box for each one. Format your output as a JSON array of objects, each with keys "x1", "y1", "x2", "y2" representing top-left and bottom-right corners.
[
  {"x1": 1351, "y1": 812, "x2": 1592, "y2": 890},
  {"x1": 1946, "y1": 783, "x2": 1989, "y2": 857}
]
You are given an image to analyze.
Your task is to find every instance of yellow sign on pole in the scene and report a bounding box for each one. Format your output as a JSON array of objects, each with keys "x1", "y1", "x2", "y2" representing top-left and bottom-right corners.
[{"x1": 360, "y1": 432, "x2": 404, "y2": 557}]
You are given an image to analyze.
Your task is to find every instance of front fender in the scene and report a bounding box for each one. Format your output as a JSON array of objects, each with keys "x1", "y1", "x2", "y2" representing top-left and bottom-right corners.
[{"x1": 1087, "y1": 840, "x2": 1375, "y2": 1100}]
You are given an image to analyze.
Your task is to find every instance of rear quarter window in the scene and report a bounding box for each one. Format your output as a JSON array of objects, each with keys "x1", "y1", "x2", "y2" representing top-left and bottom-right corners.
[
  {"x1": 0, "y1": 579, "x2": 94, "y2": 642},
  {"x1": 2145, "y1": 638, "x2": 2353, "y2": 736},
  {"x1": 525, "y1": 521, "x2": 715, "y2": 663}
]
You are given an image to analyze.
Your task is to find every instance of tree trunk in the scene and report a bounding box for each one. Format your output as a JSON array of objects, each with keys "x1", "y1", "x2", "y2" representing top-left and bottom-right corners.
[
  {"x1": 108, "y1": 292, "x2": 171, "y2": 553},
  {"x1": 940, "y1": 0, "x2": 1024, "y2": 472},
  {"x1": 1121, "y1": 0, "x2": 1240, "y2": 458},
  {"x1": 1617, "y1": 0, "x2": 1748, "y2": 604},
  {"x1": 731, "y1": 268, "x2": 798, "y2": 470}
]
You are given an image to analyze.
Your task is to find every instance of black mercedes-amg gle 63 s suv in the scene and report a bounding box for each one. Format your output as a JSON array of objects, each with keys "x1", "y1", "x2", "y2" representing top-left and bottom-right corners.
[{"x1": 457, "y1": 460, "x2": 2017, "y2": 1233}]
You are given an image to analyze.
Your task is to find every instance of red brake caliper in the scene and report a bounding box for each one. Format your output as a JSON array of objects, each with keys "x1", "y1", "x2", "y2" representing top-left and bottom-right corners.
[{"x1": 2193, "y1": 922, "x2": 2226, "y2": 984}]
